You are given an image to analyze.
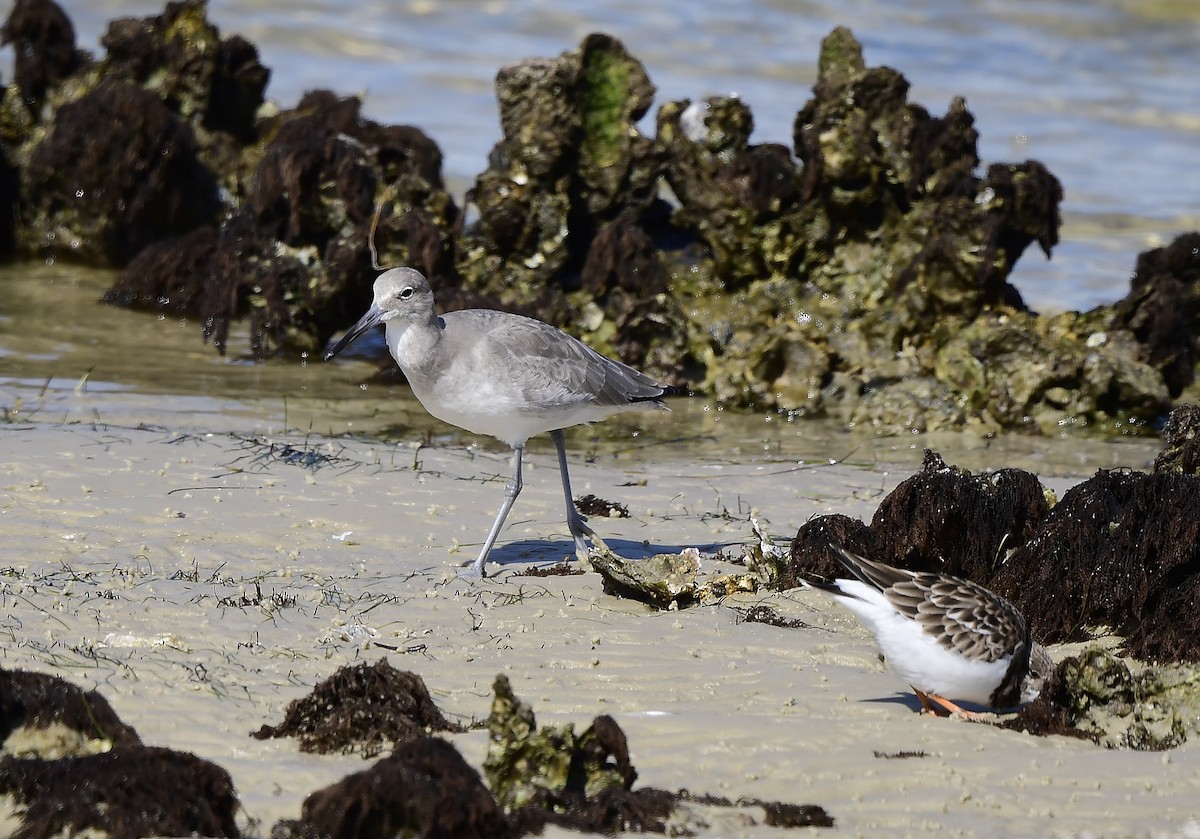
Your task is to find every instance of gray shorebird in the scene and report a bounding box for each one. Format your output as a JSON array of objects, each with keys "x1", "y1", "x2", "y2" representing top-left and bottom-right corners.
[{"x1": 325, "y1": 267, "x2": 673, "y2": 576}]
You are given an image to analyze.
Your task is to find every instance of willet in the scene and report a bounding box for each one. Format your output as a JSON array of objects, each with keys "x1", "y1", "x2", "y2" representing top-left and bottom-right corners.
[
  {"x1": 805, "y1": 548, "x2": 1053, "y2": 717},
  {"x1": 324, "y1": 267, "x2": 674, "y2": 576}
]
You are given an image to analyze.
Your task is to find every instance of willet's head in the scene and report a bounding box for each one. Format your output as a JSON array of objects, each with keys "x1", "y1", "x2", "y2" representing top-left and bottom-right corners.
[{"x1": 324, "y1": 267, "x2": 435, "y2": 360}]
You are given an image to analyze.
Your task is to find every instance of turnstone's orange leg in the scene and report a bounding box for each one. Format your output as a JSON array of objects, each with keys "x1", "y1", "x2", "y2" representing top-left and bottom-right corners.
[
  {"x1": 923, "y1": 692, "x2": 987, "y2": 721},
  {"x1": 911, "y1": 687, "x2": 942, "y2": 715}
]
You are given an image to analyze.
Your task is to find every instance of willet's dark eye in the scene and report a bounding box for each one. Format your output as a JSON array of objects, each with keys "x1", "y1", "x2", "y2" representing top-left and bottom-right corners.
[{"x1": 399, "y1": 287, "x2": 414, "y2": 300}]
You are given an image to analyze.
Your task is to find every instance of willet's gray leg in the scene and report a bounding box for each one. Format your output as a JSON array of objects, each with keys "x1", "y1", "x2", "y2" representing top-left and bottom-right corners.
[
  {"x1": 550, "y1": 429, "x2": 595, "y2": 561},
  {"x1": 472, "y1": 443, "x2": 524, "y2": 577}
]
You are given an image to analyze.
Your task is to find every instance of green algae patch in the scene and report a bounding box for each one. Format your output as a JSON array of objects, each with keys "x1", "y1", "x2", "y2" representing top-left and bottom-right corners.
[{"x1": 579, "y1": 44, "x2": 632, "y2": 169}]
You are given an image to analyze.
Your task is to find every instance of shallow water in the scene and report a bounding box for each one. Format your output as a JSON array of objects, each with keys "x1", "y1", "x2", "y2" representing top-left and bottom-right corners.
[
  {"x1": 0, "y1": 263, "x2": 1161, "y2": 478},
  {"x1": 0, "y1": 1, "x2": 1194, "y2": 465}
]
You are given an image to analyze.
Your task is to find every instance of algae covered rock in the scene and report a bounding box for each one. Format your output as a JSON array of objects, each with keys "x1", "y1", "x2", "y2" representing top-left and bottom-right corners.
[
  {"x1": 1012, "y1": 648, "x2": 1200, "y2": 749},
  {"x1": 483, "y1": 674, "x2": 634, "y2": 812},
  {"x1": 933, "y1": 309, "x2": 1170, "y2": 434},
  {"x1": 789, "y1": 442, "x2": 1200, "y2": 663},
  {"x1": 0, "y1": 0, "x2": 86, "y2": 116},
  {"x1": 785, "y1": 450, "x2": 1051, "y2": 589},
  {"x1": 0, "y1": 2, "x2": 1191, "y2": 434},
  {"x1": 590, "y1": 545, "x2": 701, "y2": 609},
  {"x1": 456, "y1": 33, "x2": 690, "y2": 383},
  {"x1": 992, "y1": 465, "x2": 1200, "y2": 662},
  {"x1": 6, "y1": 0, "x2": 270, "y2": 266},
  {"x1": 1, "y1": 667, "x2": 142, "y2": 759},
  {"x1": 1153, "y1": 403, "x2": 1200, "y2": 475},
  {"x1": 106, "y1": 91, "x2": 459, "y2": 357},
  {"x1": 100, "y1": 0, "x2": 269, "y2": 144},
  {"x1": 0, "y1": 747, "x2": 241, "y2": 839},
  {"x1": 483, "y1": 674, "x2": 681, "y2": 834},
  {"x1": 657, "y1": 93, "x2": 804, "y2": 285},
  {"x1": 1111, "y1": 231, "x2": 1200, "y2": 398},
  {"x1": 0, "y1": 666, "x2": 239, "y2": 839},
  {"x1": 460, "y1": 32, "x2": 661, "y2": 303},
  {"x1": 19, "y1": 79, "x2": 222, "y2": 265},
  {"x1": 660, "y1": 26, "x2": 1082, "y2": 427}
]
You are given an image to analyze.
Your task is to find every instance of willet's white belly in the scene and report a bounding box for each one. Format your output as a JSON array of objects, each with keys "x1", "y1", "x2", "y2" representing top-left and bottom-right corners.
[{"x1": 324, "y1": 267, "x2": 674, "y2": 576}]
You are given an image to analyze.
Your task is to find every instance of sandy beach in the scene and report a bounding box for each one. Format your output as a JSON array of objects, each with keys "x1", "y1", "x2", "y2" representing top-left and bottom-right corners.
[{"x1": 2, "y1": 399, "x2": 1197, "y2": 838}]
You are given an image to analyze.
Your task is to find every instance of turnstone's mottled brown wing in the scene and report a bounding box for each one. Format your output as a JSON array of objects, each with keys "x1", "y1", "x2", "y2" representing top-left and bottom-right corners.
[
  {"x1": 891, "y1": 573, "x2": 1028, "y2": 664},
  {"x1": 830, "y1": 548, "x2": 916, "y2": 591},
  {"x1": 833, "y1": 548, "x2": 1028, "y2": 665}
]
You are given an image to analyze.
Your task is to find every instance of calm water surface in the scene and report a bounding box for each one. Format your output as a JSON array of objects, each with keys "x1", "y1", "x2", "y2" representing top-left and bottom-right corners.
[{"x1": 0, "y1": 0, "x2": 1195, "y2": 468}]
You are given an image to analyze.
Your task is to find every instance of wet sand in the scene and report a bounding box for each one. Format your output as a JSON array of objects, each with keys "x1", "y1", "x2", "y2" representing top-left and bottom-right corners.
[{"x1": 1, "y1": 413, "x2": 1196, "y2": 837}]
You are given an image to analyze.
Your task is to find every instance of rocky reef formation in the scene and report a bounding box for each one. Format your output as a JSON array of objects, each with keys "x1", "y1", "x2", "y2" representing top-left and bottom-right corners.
[{"x1": 0, "y1": 0, "x2": 1195, "y2": 433}]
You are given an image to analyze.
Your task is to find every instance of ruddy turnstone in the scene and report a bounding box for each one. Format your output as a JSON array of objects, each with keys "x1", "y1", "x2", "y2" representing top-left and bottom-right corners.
[{"x1": 806, "y1": 547, "x2": 1053, "y2": 716}]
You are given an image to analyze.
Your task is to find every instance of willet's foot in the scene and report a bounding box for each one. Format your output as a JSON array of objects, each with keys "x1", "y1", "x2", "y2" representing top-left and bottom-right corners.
[
  {"x1": 324, "y1": 267, "x2": 674, "y2": 577},
  {"x1": 805, "y1": 548, "x2": 1053, "y2": 717}
]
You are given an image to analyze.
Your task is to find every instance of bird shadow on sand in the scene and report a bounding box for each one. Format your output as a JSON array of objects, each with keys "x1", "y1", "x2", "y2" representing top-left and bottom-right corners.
[
  {"x1": 482, "y1": 537, "x2": 716, "y2": 574},
  {"x1": 861, "y1": 693, "x2": 929, "y2": 713},
  {"x1": 861, "y1": 693, "x2": 1011, "y2": 717}
]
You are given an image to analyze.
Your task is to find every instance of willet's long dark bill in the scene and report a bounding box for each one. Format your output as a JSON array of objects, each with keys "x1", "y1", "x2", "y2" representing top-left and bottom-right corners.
[{"x1": 324, "y1": 267, "x2": 674, "y2": 577}]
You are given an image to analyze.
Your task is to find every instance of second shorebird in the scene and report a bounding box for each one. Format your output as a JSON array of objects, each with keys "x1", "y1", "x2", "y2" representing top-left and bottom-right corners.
[
  {"x1": 325, "y1": 267, "x2": 673, "y2": 577},
  {"x1": 806, "y1": 547, "x2": 1053, "y2": 717}
]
